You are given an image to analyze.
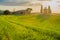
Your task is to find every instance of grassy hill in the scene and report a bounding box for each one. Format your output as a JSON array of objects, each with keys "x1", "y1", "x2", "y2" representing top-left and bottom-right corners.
[{"x1": 0, "y1": 14, "x2": 60, "y2": 40}]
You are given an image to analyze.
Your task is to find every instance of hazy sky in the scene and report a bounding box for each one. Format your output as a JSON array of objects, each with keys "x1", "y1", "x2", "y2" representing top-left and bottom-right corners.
[
  {"x1": 0, "y1": 0, "x2": 60, "y2": 13},
  {"x1": 0, "y1": 0, "x2": 56, "y2": 5}
]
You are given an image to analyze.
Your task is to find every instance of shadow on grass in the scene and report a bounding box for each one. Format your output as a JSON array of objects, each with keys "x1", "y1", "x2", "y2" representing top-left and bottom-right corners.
[{"x1": 37, "y1": 14, "x2": 50, "y2": 22}]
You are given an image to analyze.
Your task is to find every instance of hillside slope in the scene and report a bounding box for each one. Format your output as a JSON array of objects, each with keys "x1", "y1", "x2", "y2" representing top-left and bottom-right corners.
[{"x1": 0, "y1": 14, "x2": 60, "y2": 40}]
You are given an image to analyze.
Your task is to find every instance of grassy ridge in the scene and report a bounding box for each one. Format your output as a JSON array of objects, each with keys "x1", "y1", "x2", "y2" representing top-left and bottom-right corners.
[{"x1": 0, "y1": 14, "x2": 60, "y2": 40}]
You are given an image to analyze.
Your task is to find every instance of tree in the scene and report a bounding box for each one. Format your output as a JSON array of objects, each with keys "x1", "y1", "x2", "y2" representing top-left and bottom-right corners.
[
  {"x1": 4, "y1": 10, "x2": 10, "y2": 15},
  {"x1": 48, "y1": 6, "x2": 51, "y2": 14},
  {"x1": 0, "y1": 10, "x2": 4, "y2": 15},
  {"x1": 44, "y1": 7, "x2": 47, "y2": 14},
  {"x1": 26, "y1": 8, "x2": 32, "y2": 14},
  {"x1": 40, "y1": 5, "x2": 43, "y2": 14}
]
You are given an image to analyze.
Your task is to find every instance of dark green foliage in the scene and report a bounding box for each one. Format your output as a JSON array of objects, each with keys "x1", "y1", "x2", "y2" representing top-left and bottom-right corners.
[{"x1": 4, "y1": 10, "x2": 10, "y2": 15}]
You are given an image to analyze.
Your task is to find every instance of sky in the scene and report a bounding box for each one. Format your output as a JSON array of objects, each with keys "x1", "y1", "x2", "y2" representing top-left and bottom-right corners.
[{"x1": 0, "y1": 0, "x2": 60, "y2": 13}]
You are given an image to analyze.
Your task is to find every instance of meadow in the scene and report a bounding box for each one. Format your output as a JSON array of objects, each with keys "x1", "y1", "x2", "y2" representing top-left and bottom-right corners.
[{"x1": 0, "y1": 14, "x2": 60, "y2": 40}]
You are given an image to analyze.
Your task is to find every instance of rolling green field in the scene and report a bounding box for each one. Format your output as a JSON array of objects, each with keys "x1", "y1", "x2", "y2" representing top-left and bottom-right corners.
[{"x1": 0, "y1": 14, "x2": 60, "y2": 40}]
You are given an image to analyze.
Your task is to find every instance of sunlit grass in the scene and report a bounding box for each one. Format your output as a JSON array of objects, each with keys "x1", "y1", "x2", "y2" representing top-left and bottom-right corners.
[{"x1": 0, "y1": 14, "x2": 60, "y2": 40}]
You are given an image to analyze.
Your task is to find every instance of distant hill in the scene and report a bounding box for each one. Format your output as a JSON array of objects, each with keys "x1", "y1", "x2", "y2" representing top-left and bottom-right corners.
[{"x1": 0, "y1": 10, "x2": 4, "y2": 15}]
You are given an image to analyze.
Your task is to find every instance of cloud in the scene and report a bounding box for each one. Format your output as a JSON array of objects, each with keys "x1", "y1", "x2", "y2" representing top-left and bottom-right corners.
[
  {"x1": 0, "y1": 0, "x2": 32, "y2": 2},
  {"x1": 38, "y1": 0, "x2": 51, "y2": 1},
  {"x1": 0, "y1": 0, "x2": 32, "y2": 6},
  {"x1": 38, "y1": 0, "x2": 60, "y2": 1},
  {"x1": 0, "y1": 2, "x2": 30, "y2": 6},
  {"x1": 0, "y1": 0, "x2": 59, "y2": 6}
]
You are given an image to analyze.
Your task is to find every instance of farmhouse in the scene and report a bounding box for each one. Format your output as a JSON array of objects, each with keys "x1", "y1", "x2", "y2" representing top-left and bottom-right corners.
[{"x1": 13, "y1": 8, "x2": 32, "y2": 15}]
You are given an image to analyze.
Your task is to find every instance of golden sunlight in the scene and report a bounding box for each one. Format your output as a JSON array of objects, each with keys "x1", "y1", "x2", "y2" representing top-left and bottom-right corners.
[{"x1": 41, "y1": 0, "x2": 58, "y2": 13}]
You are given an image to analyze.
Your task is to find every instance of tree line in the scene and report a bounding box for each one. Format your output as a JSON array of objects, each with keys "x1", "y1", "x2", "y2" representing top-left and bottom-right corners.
[
  {"x1": 0, "y1": 8, "x2": 32, "y2": 15},
  {"x1": 0, "y1": 6, "x2": 52, "y2": 15}
]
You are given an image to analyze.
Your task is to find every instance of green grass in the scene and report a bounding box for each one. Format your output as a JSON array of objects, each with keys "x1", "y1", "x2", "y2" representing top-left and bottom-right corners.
[{"x1": 0, "y1": 14, "x2": 60, "y2": 40}]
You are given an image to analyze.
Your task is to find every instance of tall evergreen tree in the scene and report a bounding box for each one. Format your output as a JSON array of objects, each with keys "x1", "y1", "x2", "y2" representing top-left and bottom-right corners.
[
  {"x1": 48, "y1": 6, "x2": 51, "y2": 14},
  {"x1": 44, "y1": 7, "x2": 47, "y2": 14},
  {"x1": 40, "y1": 5, "x2": 43, "y2": 14}
]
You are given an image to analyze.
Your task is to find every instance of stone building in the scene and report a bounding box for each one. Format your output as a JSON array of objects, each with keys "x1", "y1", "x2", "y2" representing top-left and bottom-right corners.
[{"x1": 12, "y1": 8, "x2": 32, "y2": 15}]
